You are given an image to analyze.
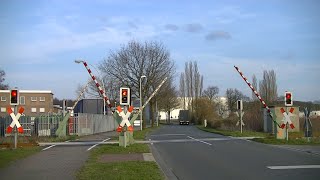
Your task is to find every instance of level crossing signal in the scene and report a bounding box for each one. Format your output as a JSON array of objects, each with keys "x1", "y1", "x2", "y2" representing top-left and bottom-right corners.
[
  {"x1": 10, "y1": 89, "x2": 19, "y2": 105},
  {"x1": 120, "y1": 87, "x2": 130, "y2": 105},
  {"x1": 285, "y1": 91, "x2": 293, "y2": 106},
  {"x1": 237, "y1": 100, "x2": 243, "y2": 110}
]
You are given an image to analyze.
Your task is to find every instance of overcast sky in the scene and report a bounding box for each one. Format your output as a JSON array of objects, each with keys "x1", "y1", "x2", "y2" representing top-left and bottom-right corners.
[{"x1": 1, "y1": 0, "x2": 319, "y2": 101}]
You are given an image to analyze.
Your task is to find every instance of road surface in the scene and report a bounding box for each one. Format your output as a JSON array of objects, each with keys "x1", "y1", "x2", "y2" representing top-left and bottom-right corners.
[{"x1": 148, "y1": 125, "x2": 320, "y2": 180}]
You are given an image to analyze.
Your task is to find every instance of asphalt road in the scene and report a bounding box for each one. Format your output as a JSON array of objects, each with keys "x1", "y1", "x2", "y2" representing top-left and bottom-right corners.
[{"x1": 148, "y1": 125, "x2": 320, "y2": 180}]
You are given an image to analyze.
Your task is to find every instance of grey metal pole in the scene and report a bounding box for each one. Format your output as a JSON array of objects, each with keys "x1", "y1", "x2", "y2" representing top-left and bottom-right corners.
[
  {"x1": 14, "y1": 105, "x2": 17, "y2": 149},
  {"x1": 240, "y1": 110, "x2": 243, "y2": 134},
  {"x1": 156, "y1": 100, "x2": 159, "y2": 127},
  {"x1": 286, "y1": 106, "x2": 289, "y2": 141},
  {"x1": 124, "y1": 131, "x2": 127, "y2": 148},
  {"x1": 140, "y1": 77, "x2": 143, "y2": 131}
]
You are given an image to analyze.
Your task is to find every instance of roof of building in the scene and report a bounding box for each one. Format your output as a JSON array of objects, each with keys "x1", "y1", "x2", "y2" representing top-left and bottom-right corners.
[{"x1": 0, "y1": 90, "x2": 53, "y2": 94}]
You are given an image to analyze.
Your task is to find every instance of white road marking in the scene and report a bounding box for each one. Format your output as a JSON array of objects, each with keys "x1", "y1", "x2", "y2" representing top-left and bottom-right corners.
[
  {"x1": 87, "y1": 138, "x2": 110, "y2": 151},
  {"x1": 150, "y1": 134, "x2": 186, "y2": 136},
  {"x1": 42, "y1": 145, "x2": 56, "y2": 151},
  {"x1": 267, "y1": 165, "x2": 320, "y2": 169},
  {"x1": 187, "y1": 136, "x2": 212, "y2": 146}
]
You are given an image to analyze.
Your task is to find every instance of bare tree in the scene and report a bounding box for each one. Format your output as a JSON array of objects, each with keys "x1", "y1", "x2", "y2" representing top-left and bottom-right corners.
[
  {"x1": 226, "y1": 88, "x2": 249, "y2": 112},
  {"x1": 259, "y1": 70, "x2": 278, "y2": 104},
  {"x1": 252, "y1": 74, "x2": 258, "y2": 101},
  {"x1": 179, "y1": 61, "x2": 203, "y2": 122},
  {"x1": 182, "y1": 61, "x2": 203, "y2": 111},
  {"x1": 203, "y1": 86, "x2": 219, "y2": 101},
  {"x1": 157, "y1": 78, "x2": 180, "y2": 124},
  {"x1": 99, "y1": 40, "x2": 175, "y2": 127},
  {"x1": 0, "y1": 68, "x2": 9, "y2": 90},
  {"x1": 179, "y1": 73, "x2": 186, "y2": 109}
]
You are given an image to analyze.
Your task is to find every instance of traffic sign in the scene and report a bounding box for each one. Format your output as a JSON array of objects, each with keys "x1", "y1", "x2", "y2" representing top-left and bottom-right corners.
[
  {"x1": 280, "y1": 107, "x2": 295, "y2": 129},
  {"x1": 116, "y1": 106, "x2": 134, "y2": 132},
  {"x1": 6, "y1": 106, "x2": 24, "y2": 133},
  {"x1": 304, "y1": 107, "x2": 312, "y2": 138}
]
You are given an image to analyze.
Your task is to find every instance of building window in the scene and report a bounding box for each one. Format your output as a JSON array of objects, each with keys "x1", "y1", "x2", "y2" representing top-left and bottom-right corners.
[
  {"x1": 40, "y1": 108, "x2": 45, "y2": 113},
  {"x1": 20, "y1": 96, "x2": 25, "y2": 105},
  {"x1": 40, "y1": 97, "x2": 45, "y2": 102},
  {"x1": 31, "y1": 108, "x2": 37, "y2": 113},
  {"x1": 31, "y1": 97, "x2": 37, "y2": 101},
  {"x1": 1, "y1": 107, "x2": 6, "y2": 112},
  {"x1": 1, "y1": 96, "x2": 6, "y2": 101}
]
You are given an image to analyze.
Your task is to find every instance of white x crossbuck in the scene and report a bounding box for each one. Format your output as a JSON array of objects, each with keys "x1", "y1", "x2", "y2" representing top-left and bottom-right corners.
[
  {"x1": 6, "y1": 107, "x2": 24, "y2": 134},
  {"x1": 280, "y1": 107, "x2": 295, "y2": 129},
  {"x1": 116, "y1": 106, "x2": 134, "y2": 132}
]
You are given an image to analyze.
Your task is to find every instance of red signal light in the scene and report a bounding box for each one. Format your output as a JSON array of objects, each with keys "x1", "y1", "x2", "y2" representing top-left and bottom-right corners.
[
  {"x1": 10, "y1": 89, "x2": 19, "y2": 105},
  {"x1": 11, "y1": 90, "x2": 17, "y2": 97},
  {"x1": 120, "y1": 88, "x2": 130, "y2": 105},
  {"x1": 286, "y1": 93, "x2": 291, "y2": 99},
  {"x1": 285, "y1": 92, "x2": 293, "y2": 106},
  {"x1": 122, "y1": 90, "x2": 127, "y2": 96}
]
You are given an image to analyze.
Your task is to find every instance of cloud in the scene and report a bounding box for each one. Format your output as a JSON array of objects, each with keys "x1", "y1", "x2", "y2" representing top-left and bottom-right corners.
[
  {"x1": 128, "y1": 21, "x2": 138, "y2": 29},
  {"x1": 0, "y1": 20, "x2": 158, "y2": 65},
  {"x1": 205, "y1": 31, "x2": 231, "y2": 41},
  {"x1": 210, "y1": 6, "x2": 256, "y2": 24},
  {"x1": 184, "y1": 23, "x2": 203, "y2": 33},
  {"x1": 164, "y1": 24, "x2": 179, "y2": 31}
]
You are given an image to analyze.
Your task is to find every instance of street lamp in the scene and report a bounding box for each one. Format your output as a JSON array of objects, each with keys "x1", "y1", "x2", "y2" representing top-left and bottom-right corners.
[
  {"x1": 75, "y1": 59, "x2": 106, "y2": 115},
  {"x1": 140, "y1": 75, "x2": 146, "y2": 131}
]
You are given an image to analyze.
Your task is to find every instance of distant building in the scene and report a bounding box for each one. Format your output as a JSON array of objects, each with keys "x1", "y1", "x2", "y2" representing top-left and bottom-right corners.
[
  {"x1": 159, "y1": 96, "x2": 229, "y2": 121},
  {"x1": 73, "y1": 99, "x2": 105, "y2": 114},
  {"x1": 0, "y1": 90, "x2": 54, "y2": 118}
]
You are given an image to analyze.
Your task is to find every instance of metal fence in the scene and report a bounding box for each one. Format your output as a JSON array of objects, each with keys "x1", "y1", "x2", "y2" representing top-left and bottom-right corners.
[
  {"x1": 1, "y1": 113, "x2": 117, "y2": 137},
  {"x1": 0, "y1": 116, "x2": 33, "y2": 137},
  {"x1": 34, "y1": 115, "x2": 62, "y2": 136},
  {"x1": 68, "y1": 113, "x2": 117, "y2": 136}
]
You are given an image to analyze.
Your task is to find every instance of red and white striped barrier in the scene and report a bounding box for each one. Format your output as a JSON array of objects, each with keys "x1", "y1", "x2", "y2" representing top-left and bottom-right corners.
[
  {"x1": 280, "y1": 107, "x2": 295, "y2": 129},
  {"x1": 234, "y1": 66, "x2": 280, "y2": 127},
  {"x1": 81, "y1": 61, "x2": 112, "y2": 109},
  {"x1": 116, "y1": 106, "x2": 134, "y2": 132},
  {"x1": 6, "y1": 107, "x2": 24, "y2": 133}
]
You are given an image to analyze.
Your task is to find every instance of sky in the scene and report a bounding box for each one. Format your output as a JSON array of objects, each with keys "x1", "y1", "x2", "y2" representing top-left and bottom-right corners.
[{"x1": 0, "y1": 0, "x2": 319, "y2": 102}]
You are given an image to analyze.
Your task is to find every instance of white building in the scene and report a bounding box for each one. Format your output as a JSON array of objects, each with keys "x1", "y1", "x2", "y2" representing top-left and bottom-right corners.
[{"x1": 158, "y1": 96, "x2": 229, "y2": 121}]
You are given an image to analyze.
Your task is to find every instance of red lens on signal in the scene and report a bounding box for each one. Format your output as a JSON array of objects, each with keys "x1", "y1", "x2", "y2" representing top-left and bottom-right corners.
[
  {"x1": 11, "y1": 90, "x2": 17, "y2": 97},
  {"x1": 122, "y1": 90, "x2": 127, "y2": 96},
  {"x1": 286, "y1": 93, "x2": 291, "y2": 99}
]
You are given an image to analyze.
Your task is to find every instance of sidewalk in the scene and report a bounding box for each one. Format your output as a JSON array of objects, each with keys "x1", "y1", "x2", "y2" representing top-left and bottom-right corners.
[{"x1": 0, "y1": 131, "x2": 118, "y2": 180}]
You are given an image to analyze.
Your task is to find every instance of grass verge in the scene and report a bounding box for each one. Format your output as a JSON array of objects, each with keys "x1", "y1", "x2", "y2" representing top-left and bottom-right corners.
[
  {"x1": 77, "y1": 126, "x2": 164, "y2": 180},
  {"x1": 133, "y1": 126, "x2": 160, "y2": 140},
  {"x1": 197, "y1": 125, "x2": 320, "y2": 145},
  {"x1": 252, "y1": 136, "x2": 320, "y2": 145},
  {"x1": 0, "y1": 146, "x2": 41, "y2": 168},
  {"x1": 196, "y1": 125, "x2": 268, "y2": 137}
]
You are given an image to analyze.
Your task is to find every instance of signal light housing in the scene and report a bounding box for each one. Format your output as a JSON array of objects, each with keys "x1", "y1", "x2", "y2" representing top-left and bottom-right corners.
[
  {"x1": 285, "y1": 91, "x2": 293, "y2": 106},
  {"x1": 237, "y1": 100, "x2": 243, "y2": 110},
  {"x1": 120, "y1": 87, "x2": 130, "y2": 105},
  {"x1": 10, "y1": 89, "x2": 19, "y2": 105}
]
